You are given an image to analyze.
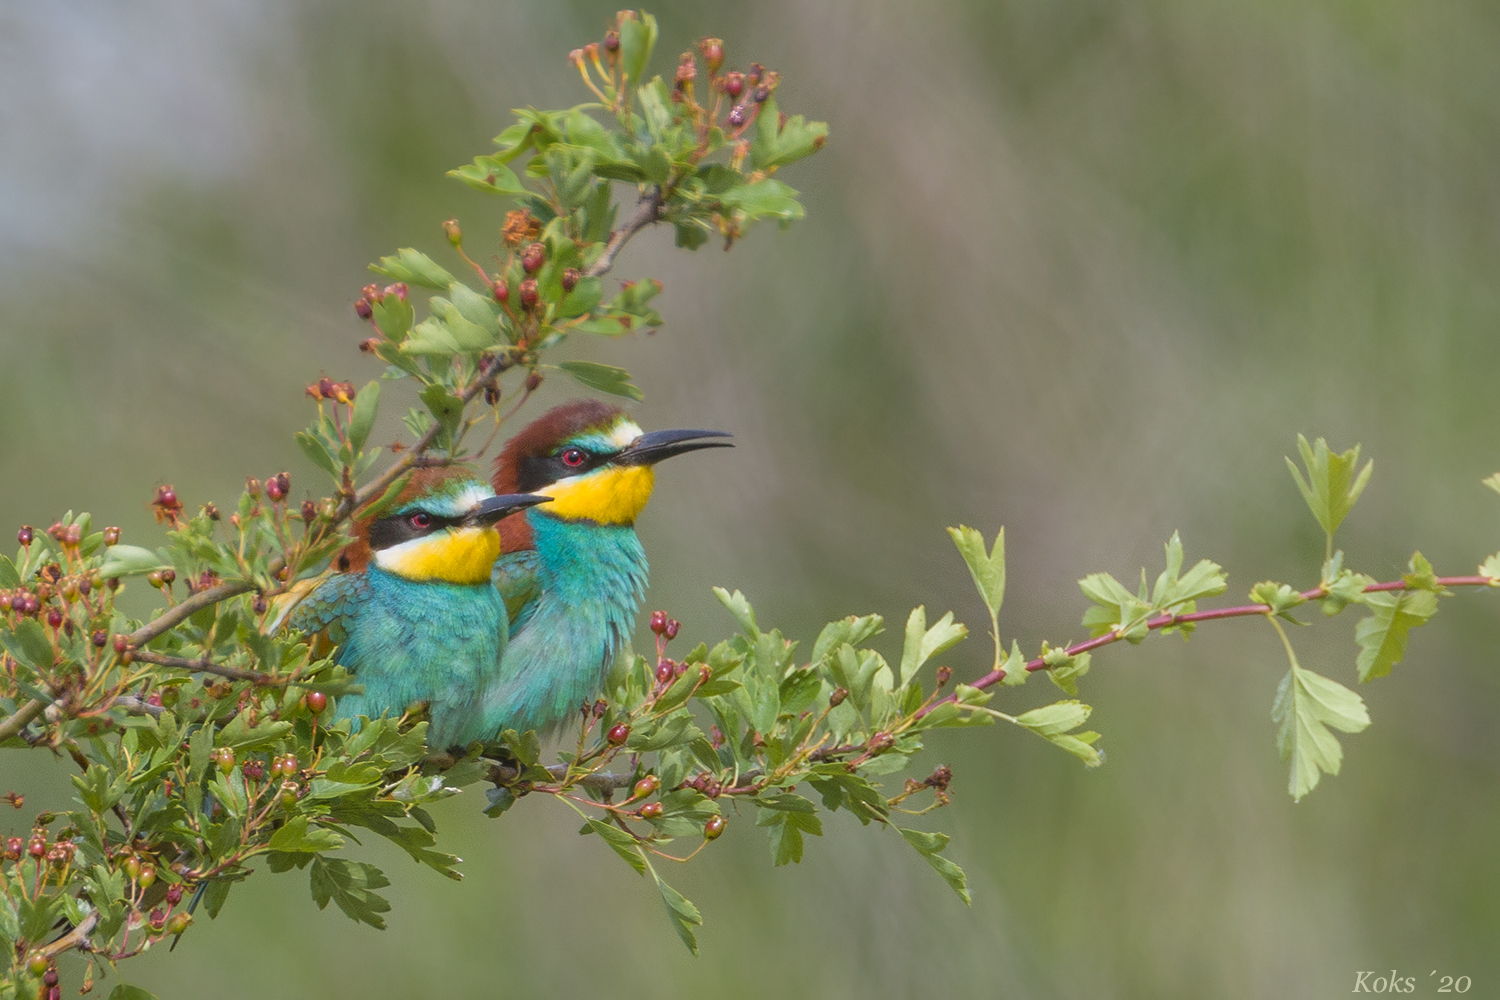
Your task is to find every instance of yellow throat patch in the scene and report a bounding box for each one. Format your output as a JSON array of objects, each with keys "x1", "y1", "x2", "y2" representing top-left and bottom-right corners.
[
  {"x1": 539, "y1": 465, "x2": 656, "y2": 525},
  {"x1": 374, "y1": 526, "x2": 502, "y2": 585}
]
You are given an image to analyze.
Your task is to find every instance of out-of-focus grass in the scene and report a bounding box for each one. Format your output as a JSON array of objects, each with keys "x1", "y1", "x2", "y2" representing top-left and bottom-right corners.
[{"x1": 3, "y1": 1, "x2": 1497, "y2": 997}]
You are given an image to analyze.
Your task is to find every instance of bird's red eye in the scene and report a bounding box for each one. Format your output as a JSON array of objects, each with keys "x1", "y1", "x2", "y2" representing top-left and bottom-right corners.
[
  {"x1": 408, "y1": 512, "x2": 432, "y2": 529},
  {"x1": 561, "y1": 448, "x2": 587, "y2": 468}
]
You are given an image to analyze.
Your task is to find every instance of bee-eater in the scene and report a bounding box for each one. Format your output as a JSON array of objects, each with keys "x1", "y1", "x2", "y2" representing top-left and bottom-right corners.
[
  {"x1": 280, "y1": 466, "x2": 549, "y2": 748},
  {"x1": 483, "y1": 400, "x2": 731, "y2": 735}
]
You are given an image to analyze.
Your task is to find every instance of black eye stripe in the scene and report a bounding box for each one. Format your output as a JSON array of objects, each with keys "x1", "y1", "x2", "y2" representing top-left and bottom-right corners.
[{"x1": 367, "y1": 510, "x2": 462, "y2": 551}]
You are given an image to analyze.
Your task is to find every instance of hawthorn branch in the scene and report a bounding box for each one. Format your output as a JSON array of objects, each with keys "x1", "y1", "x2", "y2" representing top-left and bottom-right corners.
[
  {"x1": 963, "y1": 574, "x2": 1497, "y2": 693},
  {"x1": 37, "y1": 911, "x2": 99, "y2": 960},
  {"x1": 586, "y1": 188, "x2": 663, "y2": 279},
  {"x1": 129, "y1": 649, "x2": 279, "y2": 685},
  {"x1": 0, "y1": 696, "x2": 48, "y2": 742}
]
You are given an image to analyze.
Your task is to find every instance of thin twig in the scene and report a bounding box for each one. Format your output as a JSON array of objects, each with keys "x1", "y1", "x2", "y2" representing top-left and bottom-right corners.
[
  {"x1": 586, "y1": 189, "x2": 663, "y2": 279},
  {"x1": 38, "y1": 911, "x2": 99, "y2": 959},
  {"x1": 129, "y1": 649, "x2": 279, "y2": 685},
  {"x1": 0, "y1": 697, "x2": 48, "y2": 742},
  {"x1": 954, "y1": 574, "x2": 1497, "y2": 697}
]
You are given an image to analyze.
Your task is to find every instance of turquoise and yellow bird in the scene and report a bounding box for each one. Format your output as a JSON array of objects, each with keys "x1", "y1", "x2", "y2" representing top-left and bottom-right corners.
[
  {"x1": 279, "y1": 467, "x2": 548, "y2": 748},
  {"x1": 482, "y1": 400, "x2": 731, "y2": 734}
]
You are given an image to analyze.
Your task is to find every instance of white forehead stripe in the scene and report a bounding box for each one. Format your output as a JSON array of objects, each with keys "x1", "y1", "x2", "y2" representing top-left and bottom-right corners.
[{"x1": 606, "y1": 420, "x2": 643, "y2": 450}]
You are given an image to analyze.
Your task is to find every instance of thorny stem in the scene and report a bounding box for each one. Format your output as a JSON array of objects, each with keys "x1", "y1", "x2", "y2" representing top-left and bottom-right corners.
[{"x1": 128, "y1": 649, "x2": 281, "y2": 685}]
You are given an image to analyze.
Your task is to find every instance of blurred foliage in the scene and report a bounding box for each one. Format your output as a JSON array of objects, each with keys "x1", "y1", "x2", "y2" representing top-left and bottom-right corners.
[{"x1": 3, "y1": 1, "x2": 1500, "y2": 999}]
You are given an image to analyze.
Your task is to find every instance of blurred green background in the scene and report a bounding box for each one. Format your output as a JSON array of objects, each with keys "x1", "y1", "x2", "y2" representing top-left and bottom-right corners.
[{"x1": 3, "y1": 1, "x2": 1498, "y2": 997}]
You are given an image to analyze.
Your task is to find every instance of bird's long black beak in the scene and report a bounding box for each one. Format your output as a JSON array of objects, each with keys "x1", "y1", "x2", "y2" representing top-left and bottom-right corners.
[
  {"x1": 615, "y1": 429, "x2": 733, "y2": 466},
  {"x1": 468, "y1": 493, "x2": 551, "y2": 525}
]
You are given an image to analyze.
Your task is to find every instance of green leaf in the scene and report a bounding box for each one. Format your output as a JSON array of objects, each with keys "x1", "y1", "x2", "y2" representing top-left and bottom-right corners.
[
  {"x1": 1013, "y1": 700, "x2": 1104, "y2": 767},
  {"x1": 1249, "y1": 581, "x2": 1305, "y2": 616},
  {"x1": 756, "y1": 802, "x2": 823, "y2": 865},
  {"x1": 719, "y1": 178, "x2": 805, "y2": 223},
  {"x1": 749, "y1": 96, "x2": 830, "y2": 171},
  {"x1": 1272, "y1": 662, "x2": 1370, "y2": 801},
  {"x1": 1042, "y1": 646, "x2": 1091, "y2": 696},
  {"x1": 1150, "y1": 532, "x2": 1227, "y2": 611},
  {"x1": 419, "y1": 384, "x2": 465, "y2": 441},
  {"x1": 618, "y1": 11, "x2": 658, "y2": 88},
  {"x1": 556, "y1": 360, "x2": 644, "y2": 401},
  {"x1": 1483, "y1": 472, "x2": 1500, "y2": 497},
  {"x1": 1285, "y1": 434, "x2": 1373, "y2": 540},
  {"x1": 447, "y1": 154, "x2": 528, "y2": 196},
  {"x1": 1079, "y1": 571, "x2": 1151, "y2": 641},
  {"x1": 370, "y1": 293, "x2": 414, "y2": 341},
  {"x1": 0, "y1": 554, "x2": 20, "y2": 587},
  {"x1": 1353, "y1": 589, "x2": 1438, "y2": 682},
  {"x1": 267, "y1": 815, "x2": 345, "y2": 854},
  {"x1": 999, "y1": 639, "x2": 1028, "y2": 687},
  {"x1": 1, "y1": 618, "x2": 55, "y2": 673},
  {"x1": 295, "y1": 431, "x2": 340, "y2": 477},
  {"x1": 897, "y1": 826, "x2": 971, "y2": 905},
  {"x1": 713, "y1": 586, "x2": 759, "y2": 638},
  {"x1": 108, "y1": 986, "x2": 160, "y2": 1000},
  {"x1": 1479, "y1": 551, "x2": 1500, "y2": 584},
  {"x1": 96, "y1": 544, "x2": 170, "y2": 579},
  {"x1": 898, "y1": 606, "x2": 967, "y2": 687},
  {"x1": 348, "y1": 381, "x2": 380, "y2": 454},
  {"x1": 652, "y1": 868, "x2": 702, "y2": 956},
  {"x1": 583, "y1": 819, "x2": 647, "y2": 876},
  {"x1": 310, "y1": 856, "x2": 392, "y2": 930},
  {"x1": 369, "y1": 248, "x2": 455, "y2": 290},
  {"x1": 947, "y1": 525, "x2": 1005, "y2": 621}
]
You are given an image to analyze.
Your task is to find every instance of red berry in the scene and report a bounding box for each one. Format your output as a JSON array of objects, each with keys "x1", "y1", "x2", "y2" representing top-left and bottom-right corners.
[
  {"x1": 28, "y1": 838, "x2": 45, "y2": 858},
  {"x1": 521, "y1": 242, "x2": 546, "y2": 274},
  {"x1": 633, "y1": 775, "x2": 659, "y2": 799},
  {"x1": 103, "y1": 526, "x2": 120, "y2": 545},
  {"x1": 113, "y1": 634, "x2": 128, "y2": 654},
  {"x1": 91, "y1": 630, "x2": 107, "y2": 648},
  {"x1": 354, "y1": 299, "x2": 374, "y2": 320},
  {"x1": 161, "y1": 568, "x2": 176, "y2": 585},
  {"x1": 700, "y1": 38, "x2": 724, "y2": 74},
  {"x1": 166, "y1": 884, "x2": 183, "y2": 905},
  {"x1": 16, "y1": 526, "x2": 32, "y2": 547},
  {"x1": 607, "y1": 723, "x2": 630, "y2": 746},
  {"x1": 753, "y1": 85, "x2": 769, "y2": 103},
  {"x1": 722, "y1": 72, "x2": 744, "y2": 98},
  {"x1": 727, "y1": 105, "x2": 746, "y2": 128},
  {"x1": 43, "y1": 967, "x2": 59, "y2": 987},
  {"x1": 637, "y1": 801, "x2": 663, "y2": 819},
  {"x1": 603, "y1": 30, "x2": 619, "y2": 52},
  {"x1": 561, "y1": 268, "x2": 580, "y2": 292},
  {"x1": 265, "y1": 476, "x2": 285, "y2": 502},
  {"x1": 305, "y1": 690, "x2": 328, "y2": 714},
  {"x1": 46, "y1": 608, "x2": 63, "y2": 628},
  {"x1": 664, "y1": 618, "x2": 680, "y2": 640},
  {"x1": 649, "y1": 610, "x2": 667, "y2": 635},
  {"x1": 655, "y1": 662, "x2": 674, "y2": 685},
  {"x1": 20, "y1": 595, "x2": 38, "y2": 615},
  {"x1": 936, "y1": 665, "x2": 953, "y2": 687},
  {"x1": 704, "y1": 815, "x2": 726, "y2": 840},
  {"x1": 519, "y1": 278, "x2": 539, "y2": 309},
  {"x1": 149, "y1": 908, "x2": 166, "y2": 930},
  {"x1": 493, "y1": 280, "x2": 509, "y2": 303}
]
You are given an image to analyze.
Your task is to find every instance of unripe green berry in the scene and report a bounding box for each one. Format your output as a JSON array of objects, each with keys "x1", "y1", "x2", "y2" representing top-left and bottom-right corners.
[
  {"x1": 637, "y1": 801, "x2": 663, "y2": 820},
  {"x1": 27, "y1": 953, "x2": 48, "y2": 977},
  {"x1": 137, "y1": 864, "x2": 156, "y2": 888},
  {"x1": 167, "y1": 911, "x2": 192, "y2": 935},
  {"x1": 122, "y1": 856, "x2": 141, "y2": 881},
  {"x1": 632, "y1": 775, "x2": 659, "y2": 799},
  {"x1": 704, "y1": 814, "x2": 726, "y2": 840}
]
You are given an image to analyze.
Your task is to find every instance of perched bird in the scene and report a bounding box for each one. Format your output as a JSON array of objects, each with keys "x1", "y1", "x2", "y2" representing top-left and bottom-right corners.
[
  {"x1": 483, "y1": 400, "x2": 731, "y2": 735},
  {"x1": 279, "y1": 466, "x2": 548, "y2": 748}
]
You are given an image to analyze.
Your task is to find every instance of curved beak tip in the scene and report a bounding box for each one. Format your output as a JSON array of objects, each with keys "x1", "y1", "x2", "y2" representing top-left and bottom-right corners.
[
  {"x1": 620, "y1": 429, "x2": 735, "y2": 466},
  {"x1": 471, "y1": 493, "x2": 551, "y2": 524}
]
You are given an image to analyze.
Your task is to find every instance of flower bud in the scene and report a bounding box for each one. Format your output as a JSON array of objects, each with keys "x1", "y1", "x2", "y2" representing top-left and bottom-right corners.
[
  {"x1": 354, "y1": 298, "x2": 374, "y2": 320},
  {"x1": 521, "y1": 242, "x2": 546, "y2": 274},
  {"x1": 385, "y1": 283, "x2": 408, "y2": 302},
  {"x1": 91, "y1": 630, "x2": 107, "y2": 648},
  {"x1": 301, "y1": 500, "x2": 317, "y2": 525},
  {"x1": 362, "y1": 283, "x2": 380, "y2": 301},
  {"x1": 699, "y1": 37, "x2": 724, "y2": 74},
  {"x1": 753, "y1": 85, "x2": 769, "y2": 103},
  {"x1": 442, "y1": 217, "x2": 462, "y2": 246},
  {"x1": 519, "y1": 278, "x2": 539, "y2": 309},
  {"x1": 103, "y1": 526, "x2": 120, "y2": 545},
  {"x1": 603, "y1": 29, "x2": 619, "y2": 52},
  {"x1": 935, "y1": 665, "x2": 953, "y2": 687},
  {"x1": 664, "y1": 618, "x2": 680, "y2": 640},
  {"x1": 592, "y1": 699, "x2": 608, "y2": 718}
]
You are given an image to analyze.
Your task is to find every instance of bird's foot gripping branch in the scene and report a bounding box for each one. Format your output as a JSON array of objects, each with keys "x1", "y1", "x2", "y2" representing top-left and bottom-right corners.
[{"x1": 3, "y1": 10, "x2": 1500, "y2": 999}]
